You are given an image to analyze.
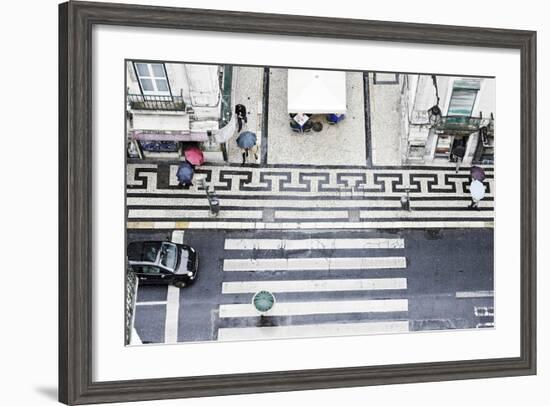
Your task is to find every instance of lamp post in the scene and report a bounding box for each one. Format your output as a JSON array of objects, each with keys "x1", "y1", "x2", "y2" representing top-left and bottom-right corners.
[
  {"x1": 428, "y1": 105, "x2": 442, "y2": 126},
  {"x1": 252, "y1": 290, "x2": 276, "y2": 327}
]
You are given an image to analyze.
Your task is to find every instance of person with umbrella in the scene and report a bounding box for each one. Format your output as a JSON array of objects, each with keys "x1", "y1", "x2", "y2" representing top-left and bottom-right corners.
[
  {"x1": 236, "y1": 131, "x2": 258, "y2": 166},
  {"x1": 176, "y1": 161, "x2": 194, "y2": 188},
  {"x1": 235, "y1": 104, "x2": 248, "y2": 132},
  {"x1": 470, "y1": 165, "x2": 486, "y2": 182},
  {"x1": 469, "y1": 179, "x2": 486, "y2": 210},
  {"x1": 184, "y1": 145, "x2": 205, "y2": 166}
]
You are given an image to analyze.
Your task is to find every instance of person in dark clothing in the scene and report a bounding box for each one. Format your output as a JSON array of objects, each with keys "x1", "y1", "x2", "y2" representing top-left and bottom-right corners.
[
  {"x1": 241, "y1": 145, "x2": 259, "y2": 166},
  {"x1": 235, "y1": 104, "x2": 247, "y2": 132},
  {"x1": 176, "y1": 162, "x2": 195, "y2": 189},
  {"x1": 451, "y1": 138, "x2": 466, "y2": 173}
]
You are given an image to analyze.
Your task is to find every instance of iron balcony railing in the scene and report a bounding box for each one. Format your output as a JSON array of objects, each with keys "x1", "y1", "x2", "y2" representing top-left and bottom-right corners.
[{"x1": 127, "y1": 94, "x2": 186, "y2": 111}]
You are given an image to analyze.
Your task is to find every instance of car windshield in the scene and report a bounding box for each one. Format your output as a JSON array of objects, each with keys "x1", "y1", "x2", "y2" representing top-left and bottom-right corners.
[{"x1": 160, "y1": 243, "x2": 178, "y2": 270}]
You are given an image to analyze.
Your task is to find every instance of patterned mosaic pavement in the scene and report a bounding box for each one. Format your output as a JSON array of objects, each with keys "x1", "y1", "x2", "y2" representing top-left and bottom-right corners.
[{"x1": 127, "y1": 163, "x2": 494, "y2": 230}]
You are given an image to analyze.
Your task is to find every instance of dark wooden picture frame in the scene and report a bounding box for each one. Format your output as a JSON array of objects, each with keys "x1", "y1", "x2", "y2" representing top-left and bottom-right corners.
[{"x1": 59, "y1": 1, "x2": 536, "y2": 404}]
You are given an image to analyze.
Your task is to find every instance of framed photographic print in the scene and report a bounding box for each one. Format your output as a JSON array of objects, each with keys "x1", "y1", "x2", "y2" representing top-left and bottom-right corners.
[{"x1": 59, "y1": 1, "x2": 536, "y2": 404}]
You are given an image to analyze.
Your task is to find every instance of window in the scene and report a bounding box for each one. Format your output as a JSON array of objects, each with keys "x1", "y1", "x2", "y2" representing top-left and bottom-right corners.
[
  {"x1": 160, "y1": 243, "x2": 178, "y2": 271},
  {"x1": 447, "y1": 79, "x2": 480, "y2": 116},
  {"x1": 434, "y1": 135, "x2": 452, "y2": 158},
  {"x1": 132, "y1": 265, "x2": 160, "y2": 275},
  {"x1": 141, "y1": 242, "x2": 160, "y2": 262},
  {"x1": 134, "y1": 63, "x2": 171, "y2": 96}
]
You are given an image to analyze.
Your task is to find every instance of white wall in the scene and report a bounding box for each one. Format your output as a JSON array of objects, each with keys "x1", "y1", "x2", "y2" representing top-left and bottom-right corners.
[
  {"x1": 126, "y1": 62, "x2": 141, "y2": 94},
  {"x1": 477, "y1": 79, "x2": 497, "y2": 119},
  {"x1": 1, "y1": 1, "x2": 547, "y2": 406},
  {"x1": 165, "y1": 63, "x2": 191, "y2": 100}
]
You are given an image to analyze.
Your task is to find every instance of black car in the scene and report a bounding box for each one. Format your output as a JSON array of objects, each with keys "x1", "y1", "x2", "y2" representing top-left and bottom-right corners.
[{"x1": 127, "y1": 241, "x2": 198, "y2": 288}]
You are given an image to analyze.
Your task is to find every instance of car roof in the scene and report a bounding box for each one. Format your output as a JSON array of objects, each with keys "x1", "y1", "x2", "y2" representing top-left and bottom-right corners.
[{"x1": 127, "y1": 241, "x2": 164, "y2": 263}]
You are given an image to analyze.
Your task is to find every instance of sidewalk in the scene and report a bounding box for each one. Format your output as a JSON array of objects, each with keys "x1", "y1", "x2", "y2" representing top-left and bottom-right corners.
[
  {"x1": 266, "y1": 69, "x2": 367, "y2": 166},
  {"x1": 127, "y1": 163, "x2": 495, "y2": 230},
  {"x1": 226, "y1": 66, "x2": 264, "y2": 165},
  {"x1": 368, "y1": 73, "x2": 403, "y2": 166}
]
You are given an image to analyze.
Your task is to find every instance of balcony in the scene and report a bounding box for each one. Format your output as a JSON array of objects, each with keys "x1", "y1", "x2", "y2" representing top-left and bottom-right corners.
[
  {"x1": 127, "y1": 94, "x2": 186, "y2": 111},
  {"x1": 433, "y1": 115, "x2": 494, "y2": 136}
]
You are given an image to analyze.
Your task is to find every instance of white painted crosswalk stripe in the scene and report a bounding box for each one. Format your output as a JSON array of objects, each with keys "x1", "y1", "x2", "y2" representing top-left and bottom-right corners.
[
  {"x1": 456, "y1": 290, "x2": 494, "y2": 298},
  {"x1": 223, "y1": 256, "x2": 406, "y2": 272},
  {"x1": 222, "y1": 278, "x2": 407, "y2": 294},
  {"x1": 217, "y1": 320, "x2": 410, "y2": 341},
  {"x1": 219, "y1": 299, "x2": 408, "y2": 318},
  {"x1": 224, "y1": 238, "x2": 405, "y2": 250},
  {"x1": 164, "y1": 285, "x2": 180, "y2": 344},
  {"x1": 216, "y1": 233, "x2": 410, "y2": 340},
  {"x1": 171, "y1": 230, "x2": 185, "y2": 244}
]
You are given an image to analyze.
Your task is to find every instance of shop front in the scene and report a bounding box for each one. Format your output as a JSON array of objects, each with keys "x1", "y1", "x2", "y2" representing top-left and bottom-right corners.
[
  {"x1": 430, "y1": 115, "x2": 495, "y2": 166},
  {"x1": 126, "y1": 61, "x2": 228, "y2": 162}
]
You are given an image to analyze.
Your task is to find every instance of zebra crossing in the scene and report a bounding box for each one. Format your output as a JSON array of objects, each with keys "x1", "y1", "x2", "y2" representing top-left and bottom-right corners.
[
  {"x1": 126, "y1": 163, "x2": 495, "y2": 230},
  {"x1": 216, "y1": 236, "x2": 410, "y2": 341}
]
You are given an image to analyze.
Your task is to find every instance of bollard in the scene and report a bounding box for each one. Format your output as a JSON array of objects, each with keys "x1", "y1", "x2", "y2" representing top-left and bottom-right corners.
[
  {"x1": 203, "y1": 184, "x2": 220, "y2": 216},
  {"x1": 208, "y1": 196, "x2": 220, "y2": 216},
  {"x1": 195, "y1": 175, "x2": 206, "y2": 190},
  {"x1": 400, "y1": 189, "x2": 411, "y2": 211},
  {"x1": 400, "y1": 195, "x2": 409, "y2": 211}
]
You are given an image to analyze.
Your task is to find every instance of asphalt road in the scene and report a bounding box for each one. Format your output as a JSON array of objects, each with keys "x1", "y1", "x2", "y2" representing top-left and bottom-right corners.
[{"x1": 128, "y1": 228, "x2": 494, "y2": 344}]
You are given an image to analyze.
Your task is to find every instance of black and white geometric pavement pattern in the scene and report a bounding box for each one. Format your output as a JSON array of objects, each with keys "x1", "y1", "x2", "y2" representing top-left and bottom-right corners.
[{"x1": 127, "y1": 163, "x2": 495, "y2": 230}]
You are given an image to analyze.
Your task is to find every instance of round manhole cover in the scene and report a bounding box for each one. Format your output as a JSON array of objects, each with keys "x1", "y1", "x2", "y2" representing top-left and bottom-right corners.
[{"x1": 252, "y1": 290, "x2": 276, "y2": 313}]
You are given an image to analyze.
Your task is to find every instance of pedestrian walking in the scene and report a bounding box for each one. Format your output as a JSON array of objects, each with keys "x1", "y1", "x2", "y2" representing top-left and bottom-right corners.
[
  {"x1": 235, "y1": 104, "x2": 248, "y2": 132},
  {"x1": 469, "y1": 179, "x2": 486, "y2": 210},
  {"x1": 451, "y1": 139, "x2": 466, "y2": 173},
  {"x1": 236, "y1": 131, "x2": 258, "y2": 166},
  {"x1": 176, "y1": 161, "x2": 194, "y2": 189},
  {"x1": 240, "y1": 144, "x2": 259, "y2": 165},
  {"x1": 183, "y1": 145, "x2": 205, "y2": 166},
  {"x1": 470, "y1": 165, "x2": 486, "y2": 181}
]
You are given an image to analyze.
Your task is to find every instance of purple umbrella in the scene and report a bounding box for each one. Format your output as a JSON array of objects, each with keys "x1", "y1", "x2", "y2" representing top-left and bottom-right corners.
[{"x1": 470, "y1": 166, "x2": 486, "y2": 181}]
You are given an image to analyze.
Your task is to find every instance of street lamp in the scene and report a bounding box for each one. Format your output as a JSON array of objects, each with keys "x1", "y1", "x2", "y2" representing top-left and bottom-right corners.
[
  {"x1": 252, "y1": 290, "x2": 276, "y2": 327},
  {"x1": 428, "y1": 105, "x2": 442, "y2": 126}
]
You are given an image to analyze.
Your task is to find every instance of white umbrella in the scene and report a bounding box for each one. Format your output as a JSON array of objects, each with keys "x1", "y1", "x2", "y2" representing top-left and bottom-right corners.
[
  {"x1": 287, "y1": 69, "x2": 347, "y2": 114},
  {"x1": 469, "y1": 180, "x2": 486, "y2": 201}
]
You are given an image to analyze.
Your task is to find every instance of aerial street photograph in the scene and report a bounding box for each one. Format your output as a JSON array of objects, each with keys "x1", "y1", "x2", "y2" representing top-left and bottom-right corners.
[{"x1": 124, "y1": 60, "x2": 495, "y2": 345}]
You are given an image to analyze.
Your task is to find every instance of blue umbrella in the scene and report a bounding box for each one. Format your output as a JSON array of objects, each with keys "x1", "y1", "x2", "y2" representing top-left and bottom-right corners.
[
  {"x1": 236, "y1": 131, "x2": 257, "y2": 149},
  {"x1": 176, "y1": 161, "x2": 194, "y2": 184}
]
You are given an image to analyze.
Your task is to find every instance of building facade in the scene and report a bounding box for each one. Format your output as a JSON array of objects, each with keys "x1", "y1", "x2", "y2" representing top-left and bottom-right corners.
[
  {"x1": 400, "y1": 74, "x2": 495, "y2": 166},
  {"x1": 126, "y1": 61, "x2": 228, "y2": 161}
]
